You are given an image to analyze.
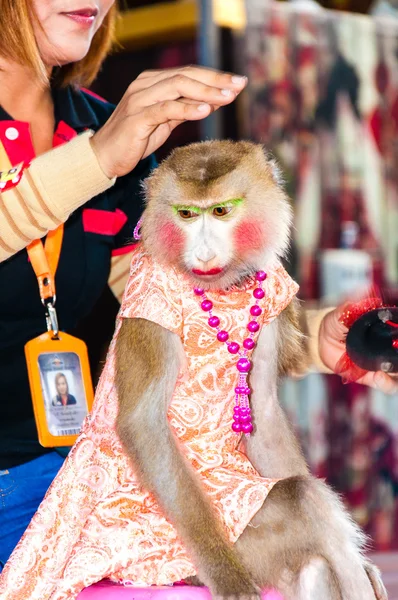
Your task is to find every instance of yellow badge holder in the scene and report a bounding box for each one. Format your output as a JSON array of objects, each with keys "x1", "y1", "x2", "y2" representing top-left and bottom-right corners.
[{"x1": 24, "y1": 226, "x2": 94, "y2": 447}]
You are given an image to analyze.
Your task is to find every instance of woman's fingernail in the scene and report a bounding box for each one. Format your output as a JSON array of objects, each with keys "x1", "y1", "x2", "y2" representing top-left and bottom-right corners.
[
  {"x1": 197, "y1": 103, "x2": 210, "y2": 112},
  {"x1": 221, "y1": 88, "x2": 233, "y2": 97},
  {"x1": 231, "y1": 75, "x2": 247, "y2": 85}
]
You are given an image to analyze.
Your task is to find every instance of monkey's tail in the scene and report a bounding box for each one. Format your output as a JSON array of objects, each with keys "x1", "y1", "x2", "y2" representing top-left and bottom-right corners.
[{"x1": 308, "y1": 478, "x2": 387, "y2": 600}]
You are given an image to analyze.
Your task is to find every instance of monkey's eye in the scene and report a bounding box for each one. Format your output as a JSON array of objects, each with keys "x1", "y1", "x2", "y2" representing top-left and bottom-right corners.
[
  {"x1": 212, "y1": 205, "x2": 232, "y2": 217},
  {"x1": 177, "y1": 209, "x2": 199, "y2": 220}
]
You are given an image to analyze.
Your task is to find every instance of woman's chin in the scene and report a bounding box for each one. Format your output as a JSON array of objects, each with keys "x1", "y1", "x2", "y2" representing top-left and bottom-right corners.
[{"x1": 41, "y1": 42, "x2": 92, "y2": 69}]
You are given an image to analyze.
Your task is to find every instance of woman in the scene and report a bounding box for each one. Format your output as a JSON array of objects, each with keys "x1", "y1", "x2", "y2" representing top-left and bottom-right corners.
[
  {"x1": 0, "y1": 0, "x2": 249, "y2": 568},
  {"x1": 0, "y1": 0, "x2": 395, "y2": 573},
  {"x1": 51, "y1": 373, "x2": 77, "y2": 406}
]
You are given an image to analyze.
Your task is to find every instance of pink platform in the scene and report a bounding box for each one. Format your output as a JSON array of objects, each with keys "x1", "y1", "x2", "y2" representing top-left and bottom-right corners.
[{"x1": 77, "y1": 581, "x2": 283, "y2": 599}]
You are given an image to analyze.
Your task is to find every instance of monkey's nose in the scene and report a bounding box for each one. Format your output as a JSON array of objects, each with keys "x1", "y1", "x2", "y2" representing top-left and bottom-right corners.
[{"x1": 195, "y1": 246, "x2": 217, "y2": 263}]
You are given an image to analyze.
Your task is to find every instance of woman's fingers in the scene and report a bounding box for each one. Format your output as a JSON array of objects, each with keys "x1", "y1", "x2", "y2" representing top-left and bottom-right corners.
[
  {"x1": 129, "y1": 74, "x2": 237, "y2": 111},
  {"x1": 92, "y1": 100, "x2": 213, "y2": 177},
  {"x1": 91, "y1": 66, "x2": 244, "y2": 179},
  {"x1": 141, "y1": 99, "x2": 212, "y2": 126},
  {"x1": 133, "y1": 65, "x2": 247, "y2": 92},
  {"x1": 360, "y1": 371, "x2": 398, "y2": 394}
]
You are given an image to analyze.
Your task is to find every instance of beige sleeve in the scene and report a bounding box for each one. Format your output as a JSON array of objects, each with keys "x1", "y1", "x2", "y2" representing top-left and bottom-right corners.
[
  {"x1": 305, "y1": 307, "x2": 335, "y2": 374},
  {"x1": 0, "y1": 131, "x2": 115, "y2": 262}
]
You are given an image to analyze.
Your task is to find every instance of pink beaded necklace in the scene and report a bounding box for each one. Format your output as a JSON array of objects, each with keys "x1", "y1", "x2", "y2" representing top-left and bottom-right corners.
[{"x1": 193, "y1": 270, "x2": 267, "y2": 437}]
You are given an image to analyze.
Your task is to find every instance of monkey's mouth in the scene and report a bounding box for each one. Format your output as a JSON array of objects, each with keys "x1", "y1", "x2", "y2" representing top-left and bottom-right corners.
[{"x1": 192, "y1": 268, "x2": 224, "y2": 276}]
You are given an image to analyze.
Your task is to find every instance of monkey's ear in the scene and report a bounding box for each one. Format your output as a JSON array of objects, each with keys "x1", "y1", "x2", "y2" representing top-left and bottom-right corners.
[
  {"x1": 261, "y1": 146, "x2": 285, "y2": 188},
  {"x1": 269, "y1": 160, "x2": 285, "y2": 187},
  {"x1": 139, "y1": 179, "x2": 151, "y2": 207}
]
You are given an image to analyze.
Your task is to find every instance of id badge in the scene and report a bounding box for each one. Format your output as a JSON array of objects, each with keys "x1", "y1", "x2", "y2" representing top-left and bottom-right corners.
[{"x1": 24, "y1": 331, "x2": 94, "y2": 447}]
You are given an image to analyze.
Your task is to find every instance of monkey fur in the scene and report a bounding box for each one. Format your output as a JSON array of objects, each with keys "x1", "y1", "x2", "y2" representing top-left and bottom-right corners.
[{"x1": 115, "y1": 141, "x2": 387, "y2": 600}]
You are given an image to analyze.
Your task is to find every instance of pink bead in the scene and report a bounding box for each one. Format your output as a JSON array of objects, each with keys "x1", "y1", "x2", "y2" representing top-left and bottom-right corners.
[
  {"x1": 253, "y1": 288, "x2": 265, "y2": 299},
  {"x1": 248, "y1": 321, "x2": 260, "y2": 333},
  {"x1": 208, "y1": 316, "x2": 220, "y2": 328},
  {"x1": 217, "y1": 330, "x2": 229, "y2": 342},
  {"x1": 194, "y1": 287, "x2": 204, "y2": 295},
  {"x1": 237, "y1": 358, "x2": 251, "y2": 373},
  {"x1": 232, "y1": 421, "x2": 242, "y2": 433},
  {"x1": 239, "y1": 407, "x2": 250, "y2": 415},
  {"x1": 233, "y1": 414, "x2": 241, "y2": 422},
  {"x1": 201, "y1": 299, "x2": 213, "y2": 312},
  {"x1": 244, "y1": 387, "x2": 251, "y2": 395},
  {"x1": 228, "y1": 342, "x2": 240, "y2": 354},
  {"x1": 250, "y1": 305, "x2": 262, "y2": 317},
  {"x1": 243, "y1": 338, "x2": 255, "y2": 350},
  {"x1": 233, "y1": 406, "x2": 241, "y2": 414},
  {"x1": 256, "y1": 271, "x2": 267, "y2": 282},
  {"x1": 239, "y1": 414, "x2": 251, "y2": 424},
  {"x1": 235, "y1": 386, "x2": 245, "y2": 395},
  {"x1": 242, "y1": 422, "x2": 254, "y2": 434}
]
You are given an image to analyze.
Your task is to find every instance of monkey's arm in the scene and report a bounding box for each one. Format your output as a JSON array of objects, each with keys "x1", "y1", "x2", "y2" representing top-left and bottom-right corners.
[
  {"x1": 245, "y1": 298, "x2": 309, "y2": 479},
  {"x1": 115, "y1": 317, "x2": 258, "y2": 597}
]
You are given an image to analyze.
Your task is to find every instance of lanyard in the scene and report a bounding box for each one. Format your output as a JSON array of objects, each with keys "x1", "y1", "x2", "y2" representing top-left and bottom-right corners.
[
  {"x1": 26, "y1": 225, "x2": 64, "y2": 336},
  {"x1": 0, "y1": 138, "x2": 65, "y2": 336}
]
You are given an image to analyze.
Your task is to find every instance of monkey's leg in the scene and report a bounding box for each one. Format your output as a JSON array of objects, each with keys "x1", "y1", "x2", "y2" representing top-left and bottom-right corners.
[
  {"x1": 235, "y1": 476, "x2": 380, "y2": 600},
  {"x1": 270, "y1": 556, "x2": 342, "y2": 600},
  {"x1": 115, "y1": 318, "x2": 259, "y2": 600}
]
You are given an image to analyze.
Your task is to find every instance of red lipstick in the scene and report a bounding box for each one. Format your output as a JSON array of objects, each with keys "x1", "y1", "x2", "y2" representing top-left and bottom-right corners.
[
  {"x1": 62, "y1": 7, "x2": 98, "y2": 27},
  {"x1": 192, "y1": 268, "x2": 223, "y2": 276}
]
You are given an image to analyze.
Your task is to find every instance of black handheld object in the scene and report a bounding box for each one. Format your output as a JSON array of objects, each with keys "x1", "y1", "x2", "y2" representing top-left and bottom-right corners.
[{"x1": 346, "y1": 307, "x2": 398, "y2": 374}]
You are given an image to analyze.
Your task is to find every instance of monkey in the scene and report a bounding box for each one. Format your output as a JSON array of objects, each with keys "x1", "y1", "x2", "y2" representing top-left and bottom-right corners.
[
  {"x1": 0, "y1": 141, "x2": 388, "y2": 600},
  {"x1": 114, "y1": 140, "x2": 388, "y2": 600}
]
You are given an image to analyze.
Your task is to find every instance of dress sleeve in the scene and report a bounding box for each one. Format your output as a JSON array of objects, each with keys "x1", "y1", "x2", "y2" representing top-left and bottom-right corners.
[{"x1": 119, "y1": 248, "x2": 184, "y2": 338}]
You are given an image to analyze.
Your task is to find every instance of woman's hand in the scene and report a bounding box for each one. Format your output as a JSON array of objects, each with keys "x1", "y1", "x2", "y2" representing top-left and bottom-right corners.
[
  {"x1": 90, "y1": 66, "x2": 247, "y2": 179},
  {"x1": 319, "y1": 305, "x2": 398, "y2": 394}
]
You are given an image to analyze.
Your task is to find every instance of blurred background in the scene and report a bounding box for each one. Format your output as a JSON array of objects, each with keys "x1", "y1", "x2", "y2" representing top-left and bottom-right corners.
[{"x1": 81, "y1": 0, "x2": 398, "y2": 591}]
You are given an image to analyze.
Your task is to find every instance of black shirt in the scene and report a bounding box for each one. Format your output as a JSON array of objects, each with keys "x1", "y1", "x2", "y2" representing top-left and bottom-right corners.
[{"x1": 0, "y1": 86, "x2": 155, "y2": 468}]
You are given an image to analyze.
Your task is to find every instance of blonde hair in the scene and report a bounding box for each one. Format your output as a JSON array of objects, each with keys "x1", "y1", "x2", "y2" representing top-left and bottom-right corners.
[
  {"x1": 0, "y1": 0, "x2": 117, "y2": 87},
  {"x1": 55, "y1": 372, "x2": 69, "y2": 394}
]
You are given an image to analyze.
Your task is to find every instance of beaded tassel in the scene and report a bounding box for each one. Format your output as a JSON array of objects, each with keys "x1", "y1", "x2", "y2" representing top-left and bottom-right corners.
[{"x1": 194, "y1": 271, "x2": 267, "y2": 436}]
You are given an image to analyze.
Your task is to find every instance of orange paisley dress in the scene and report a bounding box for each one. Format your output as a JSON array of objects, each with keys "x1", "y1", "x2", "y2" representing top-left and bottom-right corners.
[{"x1": 0, "y1": 246, "x2": 299, "y2": 600}]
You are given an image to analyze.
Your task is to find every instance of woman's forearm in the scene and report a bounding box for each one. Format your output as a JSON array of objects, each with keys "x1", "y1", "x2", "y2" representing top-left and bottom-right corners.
[{"x1": 0, "y1": 131, "x2": 114, "y2": 262}]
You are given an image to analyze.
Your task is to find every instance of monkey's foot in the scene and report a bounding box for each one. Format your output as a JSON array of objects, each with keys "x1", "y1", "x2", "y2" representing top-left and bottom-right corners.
[
  {"x1": 213, "y1": 594, "x2": 260, "y2": 600},
  {"x1": 183, "y1": 576, "x2": 204, "y2": 586},
  {"x1": 364, "y1": 563, "x2": 388, "y2": 600}
]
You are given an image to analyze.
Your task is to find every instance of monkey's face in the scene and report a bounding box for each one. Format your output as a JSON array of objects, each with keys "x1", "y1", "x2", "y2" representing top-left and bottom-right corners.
[{"x1": 141, "y1": 141, "x2": 292, "y2": 290}]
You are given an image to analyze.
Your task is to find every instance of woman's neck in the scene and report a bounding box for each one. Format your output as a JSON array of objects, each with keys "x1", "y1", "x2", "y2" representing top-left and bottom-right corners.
[
  {"x1": 0, "y1": 58, "x2": 53, "y2": 121},
  {"x1": 0, "y1": 58, "x2": 56, "y2": 155}
]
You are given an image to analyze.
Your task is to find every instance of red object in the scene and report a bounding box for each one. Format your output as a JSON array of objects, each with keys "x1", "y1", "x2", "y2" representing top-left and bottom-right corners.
[
  {"x1": 111, "y1": 244, "x2": 136, "y2": 257},
  {"x1": 82, "y1": 208, "x2": 127, "y2": 236},
  {"x1": 335, "y1": 296, "x2": 385, "y2": 383}
]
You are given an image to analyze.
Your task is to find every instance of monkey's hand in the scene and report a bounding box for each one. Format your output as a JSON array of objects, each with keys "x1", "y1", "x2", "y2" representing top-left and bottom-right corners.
[{"x1": 115, "y1": 318, "x2": 259, "y2": 599}]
